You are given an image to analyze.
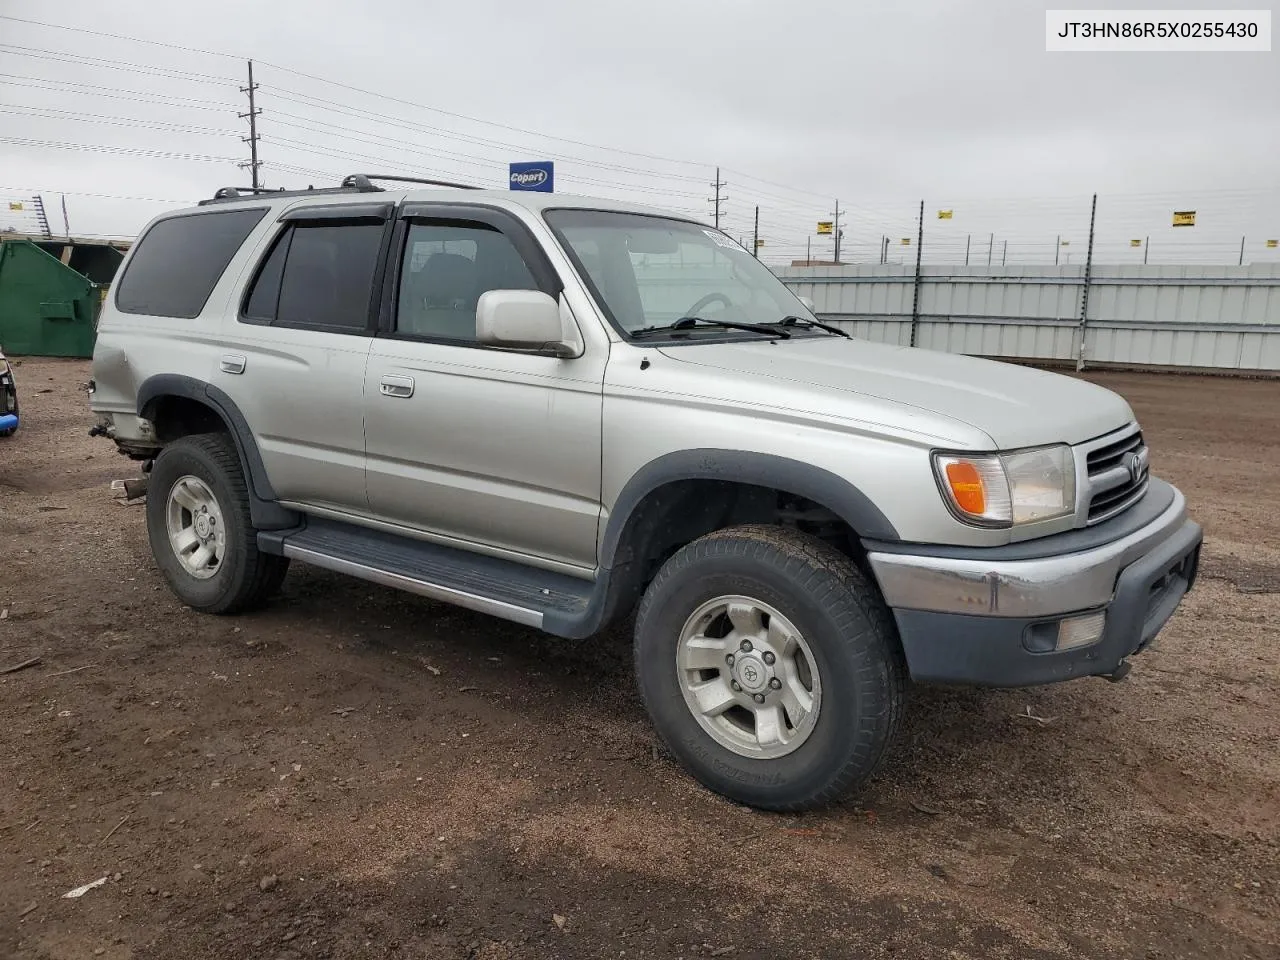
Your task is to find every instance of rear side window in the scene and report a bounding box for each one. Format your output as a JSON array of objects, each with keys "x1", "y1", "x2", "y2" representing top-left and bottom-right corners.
[
  {"x1": 242, "y1": 230, "x2": 289, "y2": 322},
  {"x1": 115, "y1": 208, "x2": 266, "y2": 318},
  {"x1": 241, "y1": 222, "x2": 384, "y2": 332}
]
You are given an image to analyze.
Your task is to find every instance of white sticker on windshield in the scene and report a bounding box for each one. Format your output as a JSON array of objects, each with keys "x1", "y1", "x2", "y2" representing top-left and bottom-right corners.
[{"x1": 703, "y1": 229, "x2": 742, "y2": 251}]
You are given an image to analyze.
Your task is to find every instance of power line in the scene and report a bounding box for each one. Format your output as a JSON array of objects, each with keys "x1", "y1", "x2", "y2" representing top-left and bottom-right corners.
[
  {"x1": 0, "y1": 72, "x2": 239, "y2": 110},
  {"x1": 0, "y1": 185, "x2": 190, "y2": 204},
  {"x1": 0, "y1": 103, "x2": 236, "y2": 137},
  {"x1": 0, "y1": 43, "x2": 234, "y2": 85},
  {"x1": 258, "y1": 86, "x2": 709, "y2": 183},
  {"x1": 0, "y1": 15, "x2": 242, "y2": 60},
  {"x1": 0, "y1": 18, "x2": 713, "y2": 170},
  {"x1": 0, "y1": 136, "x2": 239, "y2": 164}
]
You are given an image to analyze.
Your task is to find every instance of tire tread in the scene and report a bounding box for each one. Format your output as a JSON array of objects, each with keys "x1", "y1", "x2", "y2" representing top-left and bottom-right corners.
[{"x1": 635, "y1": 523, "x2": 905, "y2": 812}]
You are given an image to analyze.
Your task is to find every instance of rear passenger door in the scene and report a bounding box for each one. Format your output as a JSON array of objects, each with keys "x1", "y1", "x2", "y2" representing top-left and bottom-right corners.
[
  {"x1": 363, "y1": 204, "x2": 605, "y2": 571},
  {"x1": 213, "y1": 202, "x2": 392, "y2": 514}
]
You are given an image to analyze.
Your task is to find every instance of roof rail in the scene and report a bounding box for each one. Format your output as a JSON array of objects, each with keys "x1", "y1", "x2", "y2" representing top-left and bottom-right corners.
[
  {"x1": 198, "y1": 173, "x2": 481, "y2": 207},
  {"x1": 345, "y1": 173, "x2": 481, "y2": 191},
  {"x1": 198, "y1": 184, "x2": 377, "y2": 206}
]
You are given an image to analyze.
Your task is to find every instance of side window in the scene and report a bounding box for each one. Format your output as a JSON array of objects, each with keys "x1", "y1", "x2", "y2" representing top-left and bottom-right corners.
[
  {"x1": 277, "y1": 223, "x2": 384, "y2": 331},
  {"x1": 116, "y1": 207, "x2": 266, "y2": 318},
  {"x1": 242, "y1": 229, "x2": 290, "y2": 322},
  {"x1": 395, "y1": 221, "x2": 539, "y2": 341},
  {"x1": 241, "y1": 221, "x2": 384, "y2": 331}
]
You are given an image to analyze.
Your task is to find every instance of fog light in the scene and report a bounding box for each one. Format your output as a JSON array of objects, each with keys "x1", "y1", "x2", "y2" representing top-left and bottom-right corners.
[{"x1": 1057, "y1": 611, "x2": 1106, "y2": 651}]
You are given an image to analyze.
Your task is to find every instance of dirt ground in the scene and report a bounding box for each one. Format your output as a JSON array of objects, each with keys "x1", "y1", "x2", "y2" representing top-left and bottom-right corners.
[{"x1": 1, "y1": 358, "x2": 1276, "y2": 960}]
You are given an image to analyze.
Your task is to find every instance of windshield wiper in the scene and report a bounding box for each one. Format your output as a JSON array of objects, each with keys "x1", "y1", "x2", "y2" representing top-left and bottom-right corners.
[
  {"x1": 778, "y1": 315, "x2": 851, "y2": 339},
  {"x1": 630, "y1": 316, "x2": 790, "y2": 339}
]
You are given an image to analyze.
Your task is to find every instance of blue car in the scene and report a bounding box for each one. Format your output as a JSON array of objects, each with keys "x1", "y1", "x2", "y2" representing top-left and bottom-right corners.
[{"x1": 0, "y1": 347, "x2": 18, "y2": 436}]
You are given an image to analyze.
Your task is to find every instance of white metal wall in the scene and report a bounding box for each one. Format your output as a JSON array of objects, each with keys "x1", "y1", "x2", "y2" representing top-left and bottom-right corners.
[{"x1": 778, "y1": 263, "x2": 1280, "y2": 372}]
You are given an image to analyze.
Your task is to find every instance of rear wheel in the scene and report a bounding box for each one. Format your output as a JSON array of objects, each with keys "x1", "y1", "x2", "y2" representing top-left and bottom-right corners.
[
  {"x1": 634, "y1": 524, "x2": 905, "y2": 811},
  {"x1": 146, "y1": 433, "x2": 289, "y2": 614}
]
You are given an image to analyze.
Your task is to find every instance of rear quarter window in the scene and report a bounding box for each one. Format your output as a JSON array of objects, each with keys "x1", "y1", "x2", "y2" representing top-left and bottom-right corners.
[{"x1": 115, "y1": 208, "x2": 268, "y2": 318}]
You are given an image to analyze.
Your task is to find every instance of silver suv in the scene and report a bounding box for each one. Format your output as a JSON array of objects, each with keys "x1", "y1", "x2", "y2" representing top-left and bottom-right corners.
[{"x1": 89, "y1": 174, "x2": 1202, "y2": 811}]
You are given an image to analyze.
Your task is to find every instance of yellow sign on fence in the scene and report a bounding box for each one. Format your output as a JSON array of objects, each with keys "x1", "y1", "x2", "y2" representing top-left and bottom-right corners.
[
  {"x1": 1172, "y1": 210, "x2": 1196, "y2": 227},
  {"x1": 754, "y1": 239, "x2": 764, "y2": 248},
  {"x1": 1268, "y1": 240, "x2": 1278, "y2": 249},
  {"x1": 7, "y1": 201, "x2": 22, "y2": 211},
  {"x1": 816, "y1": 221, "x2": 833, "y2": 235},
  {"x1": 937, "y1": 209, "x2": 953, "y2": 219},
  {"x1": 900, "y1": 238, "x2": 911, "y2": 245},
  {"x1": 1130, "y1": 239, "x2": 1143, "y2": 247}
]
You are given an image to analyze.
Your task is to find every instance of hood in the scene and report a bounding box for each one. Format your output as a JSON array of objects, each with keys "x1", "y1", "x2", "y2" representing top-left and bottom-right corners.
[{"x1": 656, "y1": 337, "x2": 1134, "y2": 449}]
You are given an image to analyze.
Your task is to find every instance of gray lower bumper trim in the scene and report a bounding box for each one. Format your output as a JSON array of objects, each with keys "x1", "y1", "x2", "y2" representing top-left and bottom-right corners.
[{"x1": 867, "y1": 486, "x2": 1189, "y2": 618}]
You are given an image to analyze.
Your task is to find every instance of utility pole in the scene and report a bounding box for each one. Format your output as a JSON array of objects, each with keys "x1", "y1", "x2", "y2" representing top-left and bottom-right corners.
[
  {"x1": 1055, "y1": 235, "x2": 1060, "y2": 266},
  {"x1": 831, "y1": 200, "x2": 842, "y2": 263},
  {"x1": 964, "y1": 234, "x2": 971, "y2": 266},
  {"x1": 1239, "y1": 235, "x2": 1246, "y2": 266},
  {"x1": 805, "y1": 236, "x2": 811, "y2": 264},
  {"x1": 1077, "y1": 192, "x2": 1098, "y2": 372},
  {"x1": 239, "y1": 59, "x2": 263, "y2": 191},
  {"x1": 1002, "y1": 240, "x2": 1008, "y2": 266},
  {"x1": 909, "y1": 200, "x2": 924, "y2": 347},
  {"x1": 987, "y1": 233, "x2": 994, "y2": 267},
  {"x1": 1143, "y1": 236, "x2": 1149, "y2": 265},
  {"x1": 752, "y1": 205, "x2": 759, "y2": 259},
  {"x1": 709, "y1": 167, "x2": 727, "y2": 228}
]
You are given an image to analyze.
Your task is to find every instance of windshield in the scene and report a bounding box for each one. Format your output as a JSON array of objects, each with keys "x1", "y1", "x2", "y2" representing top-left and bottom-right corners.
[{"x1": 543, "y1": 210, "x2": 817, "y2": 339}]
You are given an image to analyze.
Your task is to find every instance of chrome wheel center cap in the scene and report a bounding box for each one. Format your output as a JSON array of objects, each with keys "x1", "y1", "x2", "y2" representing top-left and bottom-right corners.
[
  {"x1": 194, "y1": 513, "x2": 212, "y2": 538},
  {"x1": 734, "y1": 653, "x2": 769, "y2": 693}
]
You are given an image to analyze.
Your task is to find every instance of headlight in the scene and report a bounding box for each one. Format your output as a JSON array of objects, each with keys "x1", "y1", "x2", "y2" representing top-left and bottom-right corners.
[
  {"x1": 933, "y1": 444, "x2": 1075, "y2": 527},
  {"x1": 0, "y1": 358, "x2": 8, "y2": 375}
]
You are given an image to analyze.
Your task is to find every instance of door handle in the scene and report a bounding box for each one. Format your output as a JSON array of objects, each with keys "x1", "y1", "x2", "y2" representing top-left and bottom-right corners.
[
  {"x1": 379, "y1": 375, "x2": 415, "y2": 398},
  {"x1": 220, "y1": 355, "x2": 246, "y2": 375}
]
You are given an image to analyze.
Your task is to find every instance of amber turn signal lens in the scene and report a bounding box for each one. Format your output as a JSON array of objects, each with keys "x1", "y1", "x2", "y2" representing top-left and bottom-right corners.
[{"x1": 944, "y1": 461, "x2": 986, "y2": 515}]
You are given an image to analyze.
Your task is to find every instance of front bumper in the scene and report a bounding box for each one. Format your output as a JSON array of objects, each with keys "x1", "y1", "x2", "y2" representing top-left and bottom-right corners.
[{"x1": 867, "y1": 478, "x2": 1202, "y2": 686}]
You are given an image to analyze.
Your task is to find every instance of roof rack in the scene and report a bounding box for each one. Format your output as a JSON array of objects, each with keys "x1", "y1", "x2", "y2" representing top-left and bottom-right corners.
[
  {"x1": 343, "y1": 174, "x2": 481, "y2": 191},
  {"x1": 198, "y1": 173, "x2": 481, "y2": 206}
]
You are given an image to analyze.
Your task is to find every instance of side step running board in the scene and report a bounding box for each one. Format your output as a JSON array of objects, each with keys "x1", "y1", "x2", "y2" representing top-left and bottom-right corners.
[{"x1": 259, "y1": 518, "x2": 598, "y2": 634}]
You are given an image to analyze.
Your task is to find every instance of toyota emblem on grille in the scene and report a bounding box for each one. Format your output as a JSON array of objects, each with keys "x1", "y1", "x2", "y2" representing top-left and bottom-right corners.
[{"x1": 1126, "y1": 449, "x2": 1149, "y2": 485}]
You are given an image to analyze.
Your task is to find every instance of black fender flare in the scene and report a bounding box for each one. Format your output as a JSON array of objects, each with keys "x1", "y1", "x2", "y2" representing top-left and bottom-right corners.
[
  {"x1": 599, "y1": 448, "x2": 899, "y2": 569},
  {"x1": 136, "y1": 374, "x2": 297, "y2": 530}
]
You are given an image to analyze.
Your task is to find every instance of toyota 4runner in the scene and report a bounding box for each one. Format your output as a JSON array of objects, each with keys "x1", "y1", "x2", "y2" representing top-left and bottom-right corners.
[{"x1": 88, "y1": 174, "x2": 1202, "y2": 811}]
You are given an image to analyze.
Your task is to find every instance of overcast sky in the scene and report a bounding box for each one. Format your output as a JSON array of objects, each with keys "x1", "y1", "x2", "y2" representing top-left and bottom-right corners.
[{"x1": 1, "y1": 0, "x2": 1277, "y2": 264}]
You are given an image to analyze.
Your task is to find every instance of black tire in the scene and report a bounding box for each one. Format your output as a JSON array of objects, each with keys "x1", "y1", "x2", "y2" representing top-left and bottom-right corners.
[
  {"x1": 634, "y1": 524, "x2": 905, "y2": 812},
  {"x1": 146, "y1": 433, "x2": 289, "y2": 614}
]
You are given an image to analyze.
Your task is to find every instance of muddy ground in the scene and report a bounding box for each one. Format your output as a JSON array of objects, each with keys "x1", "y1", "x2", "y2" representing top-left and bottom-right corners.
[{"x1": 0, "y1": 358, "x2": 1276, "y2": 960}]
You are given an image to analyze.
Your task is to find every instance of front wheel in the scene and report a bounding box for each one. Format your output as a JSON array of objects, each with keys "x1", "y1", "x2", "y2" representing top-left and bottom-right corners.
[{"x1": 634, "y1": 524, "x2": 905, "y2": 811}]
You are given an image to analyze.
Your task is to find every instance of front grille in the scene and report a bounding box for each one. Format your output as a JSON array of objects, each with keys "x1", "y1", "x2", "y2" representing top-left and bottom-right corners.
[{"x1": 1084, "y1": 428, "x2": 1148, "y2": 524}]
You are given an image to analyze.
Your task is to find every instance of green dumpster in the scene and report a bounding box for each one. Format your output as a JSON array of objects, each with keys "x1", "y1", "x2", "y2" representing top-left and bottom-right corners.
[{"x1": 0, "y1": 239, "x2": 101, "y2": 358}]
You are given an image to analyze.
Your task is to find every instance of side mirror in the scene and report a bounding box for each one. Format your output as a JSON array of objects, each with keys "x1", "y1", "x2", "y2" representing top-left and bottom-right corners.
[
  {"x1": 477, "y1": 290, "x2": 576, "y2": 358},
  {"x1": 798, "y1": 295, "x2": 816, "y2": 312}
]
